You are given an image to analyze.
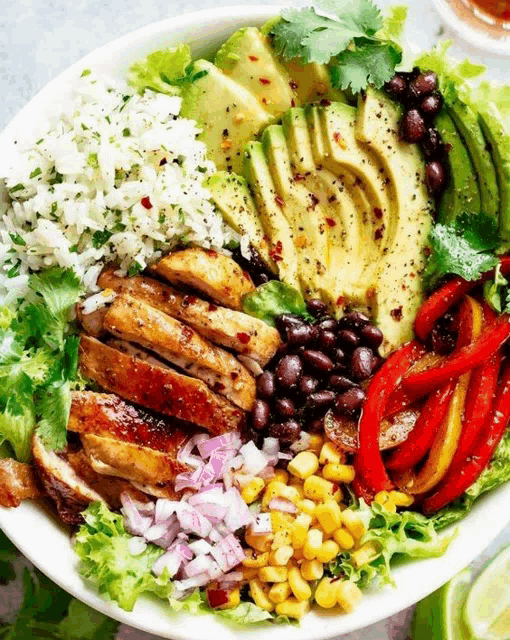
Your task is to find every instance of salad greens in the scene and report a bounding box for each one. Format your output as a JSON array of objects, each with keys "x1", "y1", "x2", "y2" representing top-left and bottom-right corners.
[
  {"x1": 0, "y1": 268, "x2": 82, "y2": 459},
  {"x1": 242, "y1": 281, "x2": 313, "y2": 326},
  {"x1": 129, "y1": 44, "x2": 193, "y2": 95}
]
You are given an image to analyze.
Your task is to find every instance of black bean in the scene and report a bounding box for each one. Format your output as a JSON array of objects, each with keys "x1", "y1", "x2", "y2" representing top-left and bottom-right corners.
[
  {"x1": 317, "y1": 317, "x2": 338, "y2": 332},
  {"x1": 329, "y1": 374, "x2": 357, "y2": 392},
  {"x1": 252, "y1": 399, "x2": 270, "y2": 431},
  {"x1": 385, "y1": 74, "x2": 408, "y2": 99},
  {"x1": 351, "y1": 346, "x2": 375, "y2": 381},
  {"x1": 302, "y1": 350, "x2": 335, "y2": 373},
  {"x1": 338, "y1": 311, "x2": 370, "y2": 331},
  {"x1": 308, "y1": 417, "x2": 325, "y2": 433},
  {"x1": 371, "y1": 354, "x2": 383, "y2": 372},
  {"x1": 420, "y1": 91, "x2": 443, "y2": 119},
  {"x1": 307, "y1": 298, "x2": 328, "y2": 317},
  {"x1": 334, "y1": 387, "x2": 366, "y2": 417},
  {"x1": 307, "y1": 390, "x2": 336, "y2": 411},
  {"x1": 268, "y1": 420, "x2": 301, "y2": 444},
  {"x1": 257, "y1": 371, "x2": 275, "y2": 399},
  {"x1": 274, "y1": 314, "x2": 304, "y2": 334},
  {"x1": 422, "y1": 127, "x2": 444, "y2": 159},
  {"x1": 275, "y1": 397, "x2": 296, "y2": 418},
  {"x1": 337, "y1": 329, "x2": 360, "y2": 351},
  {"x1": 299, "y1": 375, "x2": 320, "y2": 395},
  {"x1": 275, "y1": 354, "x2": 303, "y2": 388},
  {"x1": 361, "y1": 324, "x2": 384, "y2": 349},
  {"x1": 287, "y1": 323, "x2": 315, "y2": 346},
  {"x1": 318, "y1": 330, "x2": 337, "y2": 352},
  {"x1": 408, "y1": 70, "x2": 438, "y2": 100},
  {"x1": 399, "y1": 109, "x2": 426, "y2": 143},
  {"x1": 426, "y1": 161, "x2": 446, "y2": 194}
]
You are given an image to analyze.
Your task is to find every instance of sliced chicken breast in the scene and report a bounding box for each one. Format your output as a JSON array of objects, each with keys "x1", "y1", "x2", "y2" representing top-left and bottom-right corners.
[
  {"x1": 103, "y1": 294, "x2": 256, "y2": 410},
  {"x1": 79, "y1": 336, "x2": 244, "y2": 434},
  {"x1": 0, "y1": 459, "x2": 40, "y2": 508},
  {"x1": 76, "y1": 304, "x2": 107, "y2": 338},
  {"x1": 151, "y1": 248, "x2": 255, "y2": 310},
  {"x1": 69, "y1": 391, "x2": 192, "y2": 486},
  {"x1": 98, "y1": 268, "x2": 281, "y2": 365}
]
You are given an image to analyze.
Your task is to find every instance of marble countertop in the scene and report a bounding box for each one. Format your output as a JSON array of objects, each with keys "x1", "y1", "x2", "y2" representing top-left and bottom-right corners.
[{"x1": 2, "y1": 0, "x2": 510, "y2": 638}]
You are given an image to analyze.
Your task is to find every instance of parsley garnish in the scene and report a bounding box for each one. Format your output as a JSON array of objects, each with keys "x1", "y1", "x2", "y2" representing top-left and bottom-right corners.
[
  {"x1": 29, "y1": 167, "x2": 42, "y2": 179},
  {"x1": 91, "y1": 229, "x2": 113, "y2": 248},
  {"x1": 9, "y1": 233, "x2": 26, "y2": 247},
  {"x1": 127, "y1": 261, "x2": 143, "y2": 277}
]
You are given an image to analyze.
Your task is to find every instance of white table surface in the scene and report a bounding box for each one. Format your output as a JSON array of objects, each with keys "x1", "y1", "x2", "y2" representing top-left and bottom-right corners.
[{"x1": 2, "y1": 0, "x2": 510, "y2": 638}]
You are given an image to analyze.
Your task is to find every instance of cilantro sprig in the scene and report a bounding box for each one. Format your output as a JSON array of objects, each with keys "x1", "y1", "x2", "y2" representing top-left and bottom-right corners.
[{"x1": 270, "y1": 0, "x2": 404, "y2": 91}]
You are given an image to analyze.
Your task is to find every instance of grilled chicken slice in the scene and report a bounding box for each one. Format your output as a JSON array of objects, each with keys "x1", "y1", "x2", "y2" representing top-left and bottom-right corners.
[
  {"x1": 98, "y1": 268, "x2": 281, "y2": 365},
  {"x1": 76, "y1": 304, "x2": 107, "y2": 338},
  {"x1": 103, "y1": 294, "x2": 256, "y2": 410},
  {"x1": 79, "y1": 336, "x2": 244, "y2": 434},
  {"x1": 0, "y1": 459, "x2": 40, "y2": 507},
  {"x1": 152, "y1": 248, "x2": 255, "y2": 310},
  {"x1": 69, "y1": 391, "x2": 192, "y2": 487}
]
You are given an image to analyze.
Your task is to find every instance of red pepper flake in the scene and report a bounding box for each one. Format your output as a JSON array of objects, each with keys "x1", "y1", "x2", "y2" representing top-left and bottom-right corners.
[
  {"x1": 375, "y1": 225, "x2": 385, "y2": 240},
  {"x1": 181, "y1": 294, "x2": 197, "y2": 308},
  {"x1": 269, "y1": 241, "x2": 283, "y2": 262},
  {"x1": 207, "y1": 589, "x2": 229, "y2": 609},
  {"x1": 424, "y1": 247, "x2": 432, "y2": 257},
  {"x1": 275, "y1": 195, "x2": 285, "y2": 208},
  {"x1": 159, "y1": 158, "x2": 167, "y2": 166},
  {"x1": 289, "y1": 81, "x2": 298, "y2": 90},
  {"x1": 181, "y1": 326, "x2": 194, "y2": 342},
  {"x1": 141, "y1": 196, "x2": 152, "y2": 210},
  {"x1": 294, "y1": 173, "x2": 306, "y2": 181},
  {"x1": 326, "y1": 218, "x2": 336, "y2": 227},
  {"x1": 206, "y1": 248, "x2": 218, "y2": 257},
  {"x1": 291, "y1": 99, "x2": 296, "y2": 108},
  {"x1": 259, "y1": 77, "x2": 271, "y2": 85},
  {"x1": 237, "y1": 332, "x2": 251, "y2": 344},
  {"x1": 320, "y1": 99, "x2": 331, "y2": 106},
  {"x1": 333, "y1": 132, "x2": 341, "y2": 142},
  {"x1": 248, "y1": 55, "x2": 259, "y2": 61},
  {"x1": 390, "y1": 306, "x2": 403, "y2": 321},
  {"x1": 230, "y1": 371, "x2": 239, "y2": 380},
  {"x1": 374, "y1": 207, "x2": 383, "y2": 219},
  {"x1": 262, "y1": 97, "x2": 268, "y2": 105},
  {"x1": 336, "y1": 296, "x2": 345, "y2": 306}
]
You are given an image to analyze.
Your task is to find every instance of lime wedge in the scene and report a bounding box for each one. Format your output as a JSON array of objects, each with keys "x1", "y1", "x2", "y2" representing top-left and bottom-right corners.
[
  {"x1": 464, "y1": 545, "x2": 510, "y2": 640},
  {"x1": 411, "y1": 569, "x2": 473, "y2": 640}
]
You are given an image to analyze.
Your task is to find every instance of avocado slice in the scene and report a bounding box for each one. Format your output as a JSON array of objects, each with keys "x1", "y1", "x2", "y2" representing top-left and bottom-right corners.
[
  {"x1": 355, "y1": 88, "x2": 433, "y2": 355},
  {"x1": 281, "y1": 108, "x2": 316, "y2": 173},
  {"x1": 261, "y1": 125, "x2": 329, "y2": 298},
  {"x1": 243, "y1": 141, "x2": 300, "y2": 290},
  {"x1": 478, "y1": 105, "x2": 510, "y2": 240},
  {"x1": 448, "y1": 100, "x2": 500, "y2": 220},
  {"x1": 180, "y1": 60, "x2": 272, "y2": 173},
  {"x1": 435, "y1": 110, "x2": 481, "y2": 224},
  {"x1": 205, "y1": 172, "x2": 275, "y2": 270},
  {"x1": 214, "y1": 27, "x2": 296, "y2": 118}
]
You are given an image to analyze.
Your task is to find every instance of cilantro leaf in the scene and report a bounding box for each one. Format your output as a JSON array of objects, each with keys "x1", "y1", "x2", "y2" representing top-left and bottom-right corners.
[
  {"x1": 330, "y1": 40, "x2": 402, "y2": 92},
  {"x1": 424, "y1": 212, "x2": 500, "y2": 288}
]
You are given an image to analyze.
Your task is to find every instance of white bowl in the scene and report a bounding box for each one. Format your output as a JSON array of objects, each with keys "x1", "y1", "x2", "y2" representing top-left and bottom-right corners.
[{"x1": 1, "y1": 6, "x2": 510, "y2": 639}]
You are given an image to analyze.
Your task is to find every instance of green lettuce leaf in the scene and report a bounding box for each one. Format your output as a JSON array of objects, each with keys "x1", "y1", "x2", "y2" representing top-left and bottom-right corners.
[
  {"x1": 242, "y1": 281, "x2": 312, "y2": 326},
  {"x1": 330, "y1": 501, "x2": 452, "y2": 588},
  {"x1": 74, "y1": 501, "x2": 172, "y2": 612},
  {"x1": 213, "y1": 602, "x2": 273, "y2": 625},
  {"x1": 129, "y1": 45, "x2": 192, "y2": 95},
  {"x1": 433, "y1": 429, "x2": 510, "y2": 530},
  {"x1": 377, "y1": 5, "x2": 408, "y2": 41},
  {"x1": 0, "y1": 374, "x2": 36, "y2": 462}
]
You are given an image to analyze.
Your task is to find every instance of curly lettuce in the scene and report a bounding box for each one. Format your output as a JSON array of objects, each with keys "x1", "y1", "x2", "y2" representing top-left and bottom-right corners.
[{"x1": 128, "y1": 44, "x2": 192, "y2": 95}]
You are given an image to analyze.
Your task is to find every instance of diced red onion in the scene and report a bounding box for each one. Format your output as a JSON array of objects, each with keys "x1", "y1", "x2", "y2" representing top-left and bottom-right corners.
[
  {"x1": 278, "y1": 452, "x2": 293, "y2": 460},
  {"x1": 262, "y1": 437, "x2": 280, "y2": 465},
  {"x1": 219, "y1": 570, "x2": 243, "y2": 584},
  {"x1": 174, "y1": 573, "x2": 213, "y2": 590},
  {"x1": 188, "y1": 486, "x2": 225, "y2": 506},
  {"x1": 228, "y1": 455, "x2": 244, "y2": 471},
  {"x1": 174, "y1": 465, "x2": 204, "y2": 492},
  {"x1": 224, "y1": 488, "x2": 253, "y2": 531},
  {"x1": 197, "y1": 433, "x2": 242, "y2": 459},
  {"x1": 154, "y1": 500, "x2": 180, "y2": 525},
  {"x1": 250, "y1": 513, "x2": 272, "y2": 534},
  {"x1": 290, "y1": 431, "x2": 311, "y2": 453},
  {"x1": 208, "y1": 528, "x2": 223, "y2": 543},
  {"x1": 211, "y1": 534, "x2": 245, "y2": 573},
  {"x1": 184, "y1": 554, "x2": 215, "y2": 578},
  {"x1": 152, "y1": 549, "x2": 184, "y2": 578},
  {"x1": 152, "y1": 521, "x2": 180, "y2": 549},
  {"x1": 145, "y1": 522, "x2": 172, "y2": 542},
  {"x1": 177, "y1": 434, "x2": 209, "y2": 466},
  {"x1": 195, "y1": 502, "x2": 228, "y2": 523},
  {"x1": 128, "y1": 536, "x2": 147, "y2": 556},
  {"x1": 177, "y1": 504, "x2": 213, "y2": 538},
  {"x1": 121, "y1": 493, "x2": 153, "y2": 537},
  {"x1": 188, "y1": 539, "x2": 213, "y2": 556},
  {"x1": 239, "y1": 441, "x2": 269, "y2": 475},
  {"x1": 268, "y1": 497, "x2": 297, "y2": 514},
  {"x1": 258, "y1": 466, "x2": 275, "y2": 481}
]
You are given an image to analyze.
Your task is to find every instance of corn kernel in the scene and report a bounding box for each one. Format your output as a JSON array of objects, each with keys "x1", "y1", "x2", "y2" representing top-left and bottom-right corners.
[
  {"x1": 303, "y1": 475, "x2": 335, "y2": 502},
  {"x1": 351, "y1": 542, "x2": 380, "y2": 569},
  {"x1": 242, "y1": 551, "x2": 269, "y2": 568},
  {"x1": 316, "y1": 540, "x2": 340, "y2": 563},
  {"x1": 249, "y1": 580, "x2": 274, "y2": 612},
  {"x1": 300, "y1": 559, "x2": 324, "y2": 581},
  {"x1": 389, "y1": 490, "x2": 414, "y2": 507},
  {"x1": 269, "y1": 545, "x2": 294, "y2": 566},
  {"x1": 273, "y1": 469, "x2": 289, "y2": 484},
  {"x1": 262, "y1": 481, "x2": 287, "y2": 508},
  {"x1": 375, "y1": 491, "x2": 397, "y2": 513},
  {"x1": 268, "y1": 581, "x2": 292, "y2": 604},
  {"x1": 270, "y1": 511, "x2": 294, "y2": 533},
  {"x1": 275, "y1": 597, "x2": 310, "y2": 619},
  {"x1": 322, "y1": 463, "x2": 356, "y2": 484},
  {"x1": 291, "y1": 513, "x2": 312, "y2": 549},
  {"x1": 319, "y1": 441, "x2": 343, "y2": 465},
  {"x1": 315, "y1": 577, "x2": 338, "y2": 609},
  {"x1": 298, "y1": 499, "x2": 317, "y2": 519},
  {"x1": 303, "y1": 528, "x2": 323, "y2": 560},
  {"x1": 336, "y1": 581, "x2": 363, "y2": 613},
  {"x1": 308, "y1": 434, "x2": 324, "y2": 454},
  {"x1": 272, "y1": 529, "x2": 292, "y2": 550},
  {"x1": 245, "y1": 529, "x2": 273, "y2": 553},
  {"x1": 315, "y1": 499, "x2": 343, "y2": 534},
  {"x1": 218, "y1": 587, "x2": 240, "y2": 609},
  {"x1": 242, "y1": 567, "x2": 259, "y2": 581},
  {"x1": 341, "y1": 509, "x2": 366, "y2": 539},
  {"x1": 240, "y1": 477, "x2": 265, "y2": 504},
  {"x1": 333, "y1": 528, "x2": 355, "y2": 550},
  {"x1": 332, "y1": 486, "x2": 343, "y2": 503},
  {"x1": 288, "y1": 565, "x2": 312, "y2": 601},
  {"x1": 288, "y1": 481, "x2": 305, "y2": 499},
  {"x1": 288, "y1": 451, "x2": 320, "y2": 480},
  {"x1": 259, "y1": 566, "x2": 288, "y2": 583}
]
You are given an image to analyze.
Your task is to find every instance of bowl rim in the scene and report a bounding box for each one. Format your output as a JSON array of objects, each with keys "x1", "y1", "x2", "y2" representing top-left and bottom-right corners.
[{"x1": 1, "y1": 4, "x2": 510, "y2": 639}]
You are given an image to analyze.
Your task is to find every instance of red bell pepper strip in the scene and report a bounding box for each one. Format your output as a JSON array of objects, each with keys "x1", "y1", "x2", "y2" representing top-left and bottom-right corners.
[
  {"x1": 403, "y1": 314, "x2": 510, "y2": 397},
  {"x1": 413, "y1": 256, "x2": 510, "y2": 342},
  {"x1": 385, "y1": 382, "x2": 455, "y2": 472},
  {"x1": 423, "y1": 360, "x2": 510, "y2": 515},
  {"x1": 351, "y1": 471, "x2": 375, "y2": 504},
  {"x1": 357, "y1": 340, "x2": 426, "y2": 494}
]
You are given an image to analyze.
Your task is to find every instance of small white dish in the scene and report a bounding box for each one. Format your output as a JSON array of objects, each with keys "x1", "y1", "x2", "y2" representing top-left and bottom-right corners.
[{"x1": 1, "y1": 5, "x2": 510, "y2": 639}]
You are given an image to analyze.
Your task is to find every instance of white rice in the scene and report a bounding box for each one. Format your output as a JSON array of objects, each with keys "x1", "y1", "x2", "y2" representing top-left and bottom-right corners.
[{"x1": 0, "y1": 72, "x2": 239, "y2": 305}]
